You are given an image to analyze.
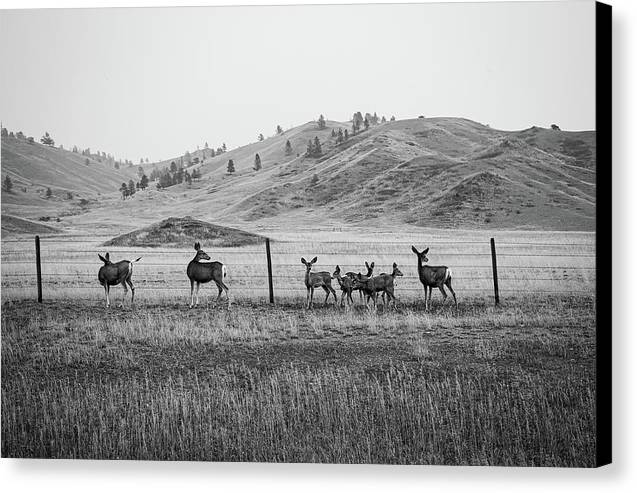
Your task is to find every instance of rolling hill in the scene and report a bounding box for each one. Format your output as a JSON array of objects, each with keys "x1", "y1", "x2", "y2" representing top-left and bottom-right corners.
[{"x1": 0, "y1": 117, "x2": 596, "y2": 236}]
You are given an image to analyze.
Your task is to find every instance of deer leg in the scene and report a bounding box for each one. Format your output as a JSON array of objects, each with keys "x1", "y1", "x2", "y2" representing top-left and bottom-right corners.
[
  {"x1": 320, "y1": 286, "x2": 329, "y2": 305},
  {"x1": 438, "y1": 284, "x2": 448, "y2": 305},
  {"x1": 104, "y1": 285, "x2": 110, "y2": 308},
  {"x1": 215, "y1": 282, "x2": 223, "y2": 302},
  {"x1": 219, "y1": 281, "x2": 231, "y2": 305},
  {"x1": 310, "y1": 287, "x2": 315, "y2": 309},
  {"x1": 446, "y1": 278, "x2": 458, "y2": 308},
  {"x1": 329, "y1": 285, "x2": 338, "y2": 304},
  {"x1": 189, "y1": 279, "x2": 195, "y2": 308},
  {"x1": 195, "y1": 282, "x2": 200, "y2": 306},
  {"x1": 428, "y1": 286, "x2": 433, "y2": 309},
  {"x1": 347, "y1": 289, "x2": 354, "y2": 305},
  {"x1": 119, "y1": 281, "x2": 128, "y2": 307},
  {"x1": 127, "y1": 278, "x2": 135, "y2": 306}
]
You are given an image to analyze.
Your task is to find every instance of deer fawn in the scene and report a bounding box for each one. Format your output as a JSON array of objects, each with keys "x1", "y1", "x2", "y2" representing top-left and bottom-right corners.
[
  {"x1": 345, "y1": 261, "x2": 374, "y2": 302},
  {"x1": 301, "y1": 257, "x2": 337, "y2": 309},
  {"x1": 333, "y1": 265, "x2": 354, "y2": 306},
  {"x1": 187, "y1": 242, "x2": 230, "y2": 308},
  {"x1": 411, "y1": 246, "x2": 457, "y2": 310},
  {"x1": 353, "y1": 263, "x2": 403, "y2": 307},
  {"x1": 97, "y1": 253, "x2": 142, "y2": 308}
]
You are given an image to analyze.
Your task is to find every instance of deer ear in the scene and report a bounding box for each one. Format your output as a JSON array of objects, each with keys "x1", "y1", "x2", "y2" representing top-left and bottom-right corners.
[
  {"x1": 411, "y1": 245, "x2": 419, "y2": 254},
  {"x1": 393, "y1": 262, "x2": 397, "y2": 268},
  {"x1": 105, "y1": 252, "x2": 110, "y2": 261},
  {"x1": 194, "y1": 242, "x2": 200, "y2": 251},
  {"x1": 370, "y1": 262, "x2": 374, "y2": 268},
  {"x1": 423, "y1": 248, "x2": 429, "y2": 254},
  {"x1": 301, "y1": 257, "x2": 307, "y2": 265},
  {"x1": 365, "y1": 261, "x2": 370, "y2": 269},
  {"x1": 98, "y1": 254, "x2": 107, "y2": 264},
  {"x1": 311, "y1": 257, "x2": 318, "y2": 264}
]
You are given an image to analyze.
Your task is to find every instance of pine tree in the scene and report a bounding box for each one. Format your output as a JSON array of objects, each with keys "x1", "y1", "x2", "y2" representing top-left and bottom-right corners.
[
  {"x1": 0, "y1": 127, "x2": 8, "y2": 137},
  {"x1": 337, "y1": 128, "x2": 344, "y2": 144},
  {"x1": 40, "y1": 132, "x2": 55, "y2": 146},
  {"x1": 85, "y1": 158, "x2": 90, "y2": 166},
  {"x1": 331, "y1": 129, "x2": 336, "y2": 138},
  {"x1": 128, "y1": 180, "x2": 136, "y2": 196},
  {"x1": 222, "y1": 143, "x2": 227, "y2": 152},
  {"x1": 285, "y1": 139, "x2": 293, "y2": 156},
  {"x1": 276, "y1": 125, "x2": 283, "y2": 135},
  {"x1": 120, "y1": 182, "x2": 128, "y2": 199},
  {"x1": 344, "y1": 129, "x2": 349, "y2": 141},
  {"x1": 364, "y1": 117, "x2": 370, "y2": 130},
  {"x1": 140, "y1": 174, "x2": 149, "y2": 190},
  {"x1": 258, "y1": 133, "x2": 264, "y2": 142},
  {"x1": 381, "y1": 116, "x2": 387, "y2": 123},
  {"x1": 254, "y1": 153, "x2": 262, "y2": 171},
  {"x1": 227, "y1": 159, "x2": 235, "y2": 174},
  {"x1": 45, "y1": 187, "x2": 52, "y2": 198},
  {"x1": 306, "y1": 139, "x2": 314, "y2": 157},
  {"x1": 390, "y1": 115, "x2": 396, "y2": 122},
  {"x1": 317, "y1": 114, "x2": 326, "y2": 129},
  {"x1": 170, "y1": 161, "x2": 178, "y2": 173},
  {"x1": 3, "y1": 175, "x2": 12, "y2": 192},
  {"x1": 313, "y1": 136, "x2": 322, "y2": 156}
]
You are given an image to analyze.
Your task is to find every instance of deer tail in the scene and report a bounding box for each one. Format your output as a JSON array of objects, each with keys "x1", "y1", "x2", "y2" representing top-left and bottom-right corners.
[
  {"x1": 444, "y1": 268, "x2": 452, "y2": 282},
  {"x1": 131, "y1": 257, "x2": 142, "y2": 263},
  {"x1": 222, "y1": 264, "x2": 227, "y2": 278}
]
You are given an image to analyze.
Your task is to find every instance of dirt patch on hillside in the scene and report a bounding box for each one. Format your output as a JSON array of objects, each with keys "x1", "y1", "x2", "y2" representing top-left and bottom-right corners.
[{"x1": 1, "y1": 214, "x2": 62, "y2": 237}]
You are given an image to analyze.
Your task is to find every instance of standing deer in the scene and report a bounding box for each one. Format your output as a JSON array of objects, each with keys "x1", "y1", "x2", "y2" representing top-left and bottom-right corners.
[
  {"x1": 97, "y1": 253, "x2": 142, "y2": 308},
  {"x1": 187, "y1": 242, "x2": 230, "y2": 308},
  {"x1": 353, "y1": 263, "x2": 403, "y2": 307},
  {"x1": 333, "y1": 265, "x2": 354, "y2": 306},
  {"x1": 301, "y1": 257, "x2": 337, "y2": 309},
  {"x1": 345, "y1": 261, "x2": 374, "y2": 302},
  {"x1": 411, "y1": 246, "x2": 457, "y2": 310}
]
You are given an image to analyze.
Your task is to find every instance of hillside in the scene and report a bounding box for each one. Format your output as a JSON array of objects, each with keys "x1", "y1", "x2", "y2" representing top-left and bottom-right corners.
[
  {"x1": 0, "y1": 117, "x2": 596, "y2": 234},
  {"x1": 1, "y1": 135, "x2": 139, "y2": 215},
  {"x1": 103, "y1": 216, "x2": 265, "y2": 247}
]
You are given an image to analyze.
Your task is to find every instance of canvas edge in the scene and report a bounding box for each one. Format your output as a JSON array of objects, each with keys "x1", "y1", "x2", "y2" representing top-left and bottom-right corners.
[{"x1": 595, "y1": 0, "x2": 612, "y2": 469}]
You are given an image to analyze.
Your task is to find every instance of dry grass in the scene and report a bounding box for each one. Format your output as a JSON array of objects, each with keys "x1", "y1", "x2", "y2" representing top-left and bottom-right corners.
[{"x1": 1, "y1": 294, "x2": 596, "y2": 465}]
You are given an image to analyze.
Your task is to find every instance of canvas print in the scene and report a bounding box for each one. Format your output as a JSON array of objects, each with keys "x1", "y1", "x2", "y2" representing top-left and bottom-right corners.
[{"x1": 0, "y1": 1, "x2": 610, "y2": 466}]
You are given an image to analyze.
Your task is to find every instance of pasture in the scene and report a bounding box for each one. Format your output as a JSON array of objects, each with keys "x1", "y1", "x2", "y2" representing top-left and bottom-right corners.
[{"x1": 1, "y1": 229, "x2": 597, "y2": 465}]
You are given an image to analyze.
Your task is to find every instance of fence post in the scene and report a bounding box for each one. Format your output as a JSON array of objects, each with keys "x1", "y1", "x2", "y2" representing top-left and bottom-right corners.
[
  {"x1": 35, "y1": 235, "x2": 42, "y2": 303},
  {"x1": 265, "y1": 238, "x2": 274, "y2": 304},
  {"x1": 490, "y1": 237, "x2": 499, "y2": 306}
]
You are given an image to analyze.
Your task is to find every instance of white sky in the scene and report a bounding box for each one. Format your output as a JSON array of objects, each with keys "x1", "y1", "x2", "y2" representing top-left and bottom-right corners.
[{"x1": 0, "y1": 1, "x2": 596, "y2": 162}]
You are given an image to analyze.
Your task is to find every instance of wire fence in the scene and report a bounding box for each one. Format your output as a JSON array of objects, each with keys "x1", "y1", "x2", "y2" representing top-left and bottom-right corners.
[{"x1": 0, "y1": 236, "x2": 596, "y2": 303}]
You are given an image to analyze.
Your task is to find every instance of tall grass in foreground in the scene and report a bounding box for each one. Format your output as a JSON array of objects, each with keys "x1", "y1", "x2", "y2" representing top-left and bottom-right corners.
[{"x1": 2, "y1": 364, "x2": 594, "y2": 465}]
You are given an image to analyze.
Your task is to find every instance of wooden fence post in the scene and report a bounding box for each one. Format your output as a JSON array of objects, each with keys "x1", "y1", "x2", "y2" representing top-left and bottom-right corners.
[
  {"x1": 265, "y1": 238, "x2": 274, "y2": 304},
  {"x1": 35, "y1": 235, "x2": 42, "y2": 303},
  {"x1": 490, "y1": 237, "x2": 499, "y2": 306}
]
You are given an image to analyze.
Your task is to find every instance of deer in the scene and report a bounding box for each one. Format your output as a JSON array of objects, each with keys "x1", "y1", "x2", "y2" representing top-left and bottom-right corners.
[
  {"x1": 301, "y1": 257, "x2": 337, "y2": 309},
  {"x1": 411, "y1": 246, "x2": 457, "y2": 310},
  {"x1": 345, "y1": 261, "x2": 374, "y2": 302},
  {"x1": 97, "y1": 253, "x2": 142, "y2": 308},
  {"x1": 353, "y1": 263, "x2": 403, "y2": 307},
  {"x1": 187, "y1": 242, "x2": 230, "y2": 308},
  {"x1": 333, "y1": 265, "x2": 354, "y2": 306}
]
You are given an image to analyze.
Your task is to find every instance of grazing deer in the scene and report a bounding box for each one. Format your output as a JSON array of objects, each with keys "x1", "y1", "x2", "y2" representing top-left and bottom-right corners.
[
  {"x1": 187, "y1": 242, "x2": 230, "y2": 308},
  {"x1": 97, "y1": 253, "x2": 142, "y2": 308},
  {"x1": 345, "y1": 261, "x2": 374, "y2": 302},
  {"x1": 353, "y1": 263, "x2": 403, "y2": 307},
  {"x1": 333, "y1": 265, "x2": 354, "y2": 306},
  {"x1": 301, "y1": 257, "x2": 337, "y2": 309},
  {"x1": 411, "y1": 246, "x2": 457, "y2": 310}
]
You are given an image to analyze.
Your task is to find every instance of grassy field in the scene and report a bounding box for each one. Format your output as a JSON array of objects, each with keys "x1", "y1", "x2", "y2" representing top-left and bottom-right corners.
[
  {"x1": 1, "y1": 295, "x2": 595, "y2": 465},
  {"x1": 1, "y1": 229, "x2": 596, "y2": 465}
]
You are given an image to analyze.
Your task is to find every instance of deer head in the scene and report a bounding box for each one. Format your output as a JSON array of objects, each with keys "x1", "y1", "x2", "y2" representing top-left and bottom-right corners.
[
  {"x1": 333, "y1": 265, "x2": 341, "y2": 277},
  {"x1": 193, "y1": 242, "x2": 211, "y2": 262},
  {"x1": 392, "y1": 262, "x2": 404, "y2": 277},
  {"x1": 411, "y1": 246, "x2": 429, "y2": 263},
  {"x1": 98, "y1": 252, "x2": 111, "y2": 265},
  {"x1": 365, "y1": 261, "x2": 375, "y2": 276},
  {"x1": 301, "y1": 257, "x2": 318, "y2": 272}
]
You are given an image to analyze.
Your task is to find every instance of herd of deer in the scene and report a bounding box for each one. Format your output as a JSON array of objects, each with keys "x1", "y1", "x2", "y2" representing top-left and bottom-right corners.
[{"x1": 97, "y1": 243, "x2": 457, "y2": 310}]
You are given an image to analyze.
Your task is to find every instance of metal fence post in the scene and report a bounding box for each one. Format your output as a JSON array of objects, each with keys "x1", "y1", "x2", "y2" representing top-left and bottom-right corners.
[
  {"x1": 265, "y1": 238, "x2": 274, "y2": 303},
  {"x1": 490, "y1": 237, "x2": 499, "y2": 306},
  {"x1": 35, "y1": 235, "x2": 42, "y2": 303}
]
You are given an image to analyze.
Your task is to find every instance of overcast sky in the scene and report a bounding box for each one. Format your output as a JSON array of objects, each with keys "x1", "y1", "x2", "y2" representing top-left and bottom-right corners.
[{"x1": 0, "y1": 1, "x2": 595, "y2": 162}]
